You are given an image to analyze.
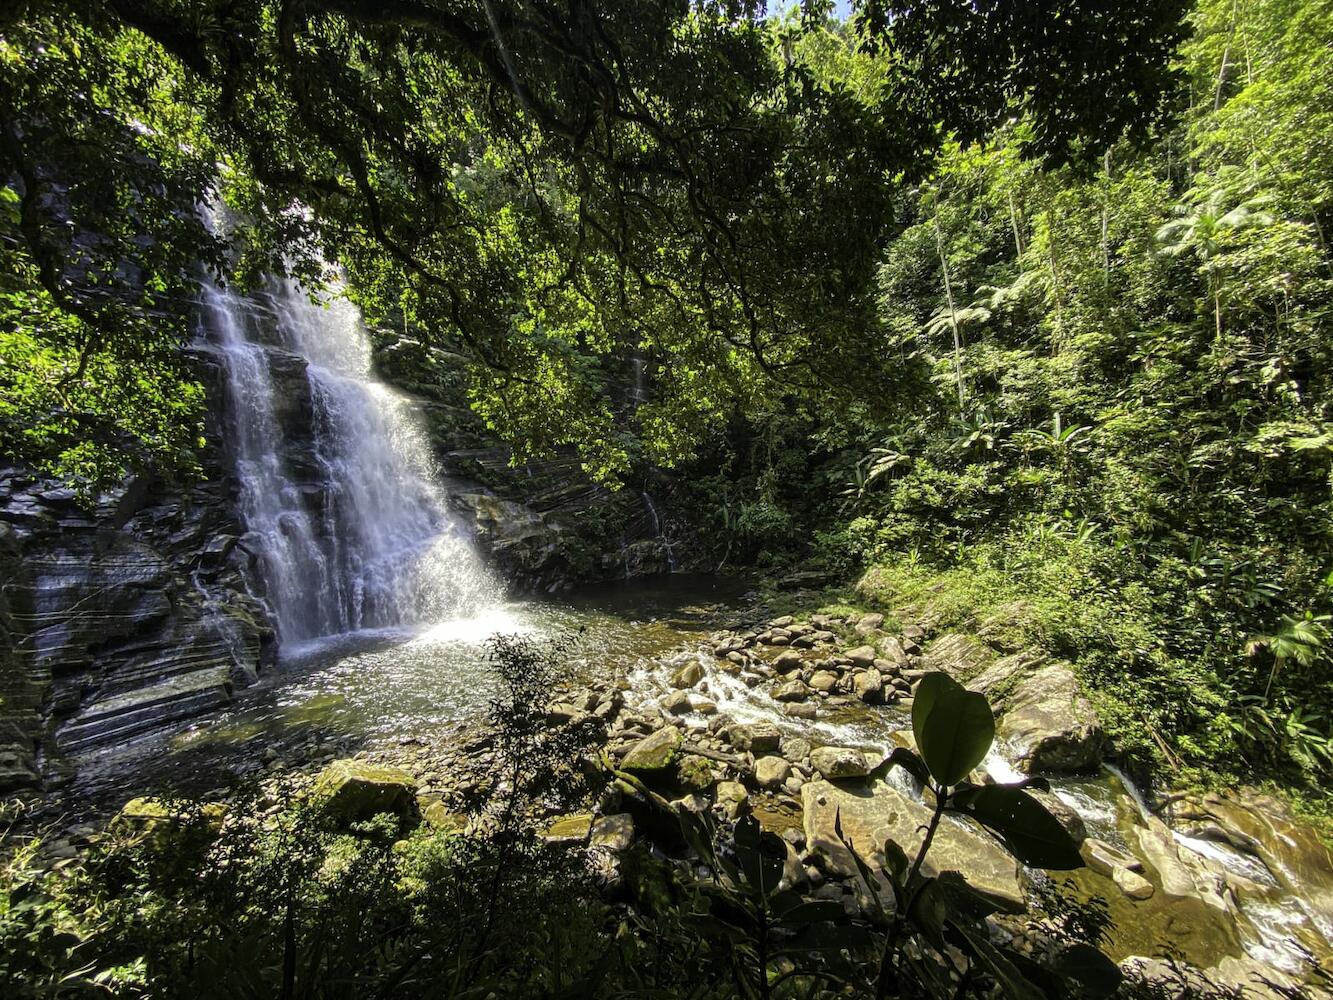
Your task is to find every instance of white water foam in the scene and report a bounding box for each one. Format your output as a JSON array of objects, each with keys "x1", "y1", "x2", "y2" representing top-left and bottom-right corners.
[{"x1": 201, "y1": 276, "x2": 501, "y2": 647}]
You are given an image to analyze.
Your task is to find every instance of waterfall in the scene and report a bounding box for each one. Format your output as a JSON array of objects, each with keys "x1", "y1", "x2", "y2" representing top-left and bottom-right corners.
[
  {"x1": 200, "y1": 278, "x2": 500, "y2": 646},
  {"x1": 640, "y1": 491, "x2": 678, "y2": 572}
]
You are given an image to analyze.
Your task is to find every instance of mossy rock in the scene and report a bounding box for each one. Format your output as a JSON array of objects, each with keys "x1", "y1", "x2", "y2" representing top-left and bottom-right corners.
[
  {"x1": 418, "y1": 796, "x2": 468, "y2": 833},
  {"x1": 111, "y1": 797, "x2": 227, "y2": 839},
  {"x1": 312, "y1": 759, "x2": 420, "y2": 825},
  {"x1": 675, "y1": 754, "x2": 716, "y2": 792},
  {"x1": 620, "y1": 726, "x2": 682, "y2": 773},
  {"x1": 542, "y1": 813, "x2": 593, "y2": 844}
]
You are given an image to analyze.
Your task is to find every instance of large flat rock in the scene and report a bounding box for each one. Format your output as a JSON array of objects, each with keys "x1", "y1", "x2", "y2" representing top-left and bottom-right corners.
[{"x1": 802, "y1": 778, "x2": 1024, "y2": 912}]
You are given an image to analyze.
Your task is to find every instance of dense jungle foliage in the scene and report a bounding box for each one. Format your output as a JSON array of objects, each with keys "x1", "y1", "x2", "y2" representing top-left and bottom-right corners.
[
  {"x1": 700, "y1": 0, "x2": 1333, "y2": 803},
  {"x1": 1, "y1": 0, "x2": 1331, "y2": 807}
]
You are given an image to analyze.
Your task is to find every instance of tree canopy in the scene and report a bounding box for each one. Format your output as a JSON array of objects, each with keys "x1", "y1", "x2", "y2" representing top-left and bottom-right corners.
[{"x1": 1, "y1": 0, "x2": 1187, "y2": 485}]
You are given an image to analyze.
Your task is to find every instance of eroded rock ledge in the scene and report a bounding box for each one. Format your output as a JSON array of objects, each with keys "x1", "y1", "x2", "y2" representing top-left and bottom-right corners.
[{"x1": 0, "y1": 467, "x2": 274, "y2": 792}]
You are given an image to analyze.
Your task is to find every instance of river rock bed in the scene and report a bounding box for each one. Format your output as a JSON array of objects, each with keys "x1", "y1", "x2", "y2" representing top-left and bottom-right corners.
[{"x1": 14, "y1": 606, "x2": 1333, "y2": 999}]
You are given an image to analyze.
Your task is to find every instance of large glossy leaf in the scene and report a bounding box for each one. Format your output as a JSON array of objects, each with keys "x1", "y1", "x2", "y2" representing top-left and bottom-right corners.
[
  {"x1": 911, "y1": 672, "x2": 995, "y2": 786},
  {"x1": 906, "y1": 876, "x2": 948, "y2": 948},
  {"x1": 948, "y1": 785, "x2": 1084, "y2": 870}
]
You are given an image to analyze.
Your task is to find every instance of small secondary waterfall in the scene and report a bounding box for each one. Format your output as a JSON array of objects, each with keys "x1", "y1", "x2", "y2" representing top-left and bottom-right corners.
[
  {"x1": 201, "y1": 278, "x2": 499, "y2": 645},
  {"x1": 640, "y1": 491, "x2": 678, "y2": 572}
]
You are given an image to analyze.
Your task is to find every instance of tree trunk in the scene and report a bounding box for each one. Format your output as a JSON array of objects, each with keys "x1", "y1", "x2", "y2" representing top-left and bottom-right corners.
[{"x1": 933, "y1": 210, "x2": 965, "y2": 407}]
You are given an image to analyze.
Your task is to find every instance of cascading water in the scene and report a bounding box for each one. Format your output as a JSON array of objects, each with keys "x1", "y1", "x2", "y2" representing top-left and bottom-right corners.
[
  {"x1": 200, "y1": 277, "x2": 500, "y2": 646},
  {"x1": 640, "y1": 491, "x2": 678, "y2": 572}
]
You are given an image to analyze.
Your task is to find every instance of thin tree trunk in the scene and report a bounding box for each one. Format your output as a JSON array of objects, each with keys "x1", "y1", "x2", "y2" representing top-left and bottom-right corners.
[
  {"x1": 1101, "y1": 149, "x2": 1113, "y2": 285},
  {"x1": 1046, "y1": 212, "x2": 1067, "y2": 353},
  {"x1": 1007, "y1": 188, "x2": 1025, "y2": 258},
  {"x1": 1213, "y1": 0, "x2": 1239, "y2": 111},
  {"x1": 933, "y1": 210, "x2": 965, "y2": 407}
]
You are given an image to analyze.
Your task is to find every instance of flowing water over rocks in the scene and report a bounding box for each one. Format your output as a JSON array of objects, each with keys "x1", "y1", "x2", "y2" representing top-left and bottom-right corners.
[
  {"x1": 201, "y1": 279, "x2": 499, "y2": 641},
  {"x1": 598, "y1": 613, "x2": 1333, "y2": 997}
]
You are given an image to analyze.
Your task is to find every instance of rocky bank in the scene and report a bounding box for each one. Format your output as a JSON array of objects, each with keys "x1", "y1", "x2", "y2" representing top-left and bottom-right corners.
[
  {"x1": 0, "y1": 465, "x2": 273, "y2": 793},
  {"x1": 73, "y1": 605, "x2": 1333, "y2": 1000}
]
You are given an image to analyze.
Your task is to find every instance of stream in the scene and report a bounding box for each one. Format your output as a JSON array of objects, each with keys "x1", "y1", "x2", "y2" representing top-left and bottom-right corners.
[{"x1": 63, "y1": 581, "x2": 1329, "y2": 988}]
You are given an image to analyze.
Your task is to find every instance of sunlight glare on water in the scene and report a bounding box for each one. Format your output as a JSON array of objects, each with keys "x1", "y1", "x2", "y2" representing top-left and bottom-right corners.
[{"x1": 408, "y1": 606, "x2": 535, "y2": 646}]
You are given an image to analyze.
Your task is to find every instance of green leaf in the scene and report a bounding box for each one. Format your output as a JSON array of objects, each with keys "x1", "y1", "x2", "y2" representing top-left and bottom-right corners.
[
  {"x1": 948, "y1": 918, "x2": 1050, "y2": 1000},
  {"x1": 908, "y1": 876, "x2": 949, "y2": 948},
  {"x1": 947, "y1": 785, "x2": 1084, "y2": 870},
  {"x1": 882, "y1": 839, "x2": 910, "y2": 883},
  {"x1": 870, "y1": 746, "x2": 931, "y2": 786},
  {"x1": 911, "y1": 672, "x2": 995, "y2": 786},
  {"x1": 775, "y1": 900, "x2": 846, "y2": 927},
  {"x1": 834, "y1": 808, "x2": 888, "y2": 917}
]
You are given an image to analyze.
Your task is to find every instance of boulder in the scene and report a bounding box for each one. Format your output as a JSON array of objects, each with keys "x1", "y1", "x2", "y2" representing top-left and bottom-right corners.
[
  {"x1": 419, "y1": 799, "x2": 468, "y2": 833},
  {"x1": 781, "y1": 737, "x2": 812, "y2": 762},
  {"x1": 845, "y1": 645, "x2": 877, "y2": 668},
  {"x1": 676, "y1": 754, "x2": 716, "y2": 792},
  {"x1": 621, "y1": 727, "x2": 683, "y2": 773},
  {"x1": 772, "y1": 650, "x2": 805, "y2": 674},
  {"x1": 966, "y1": 649, "x2": 1047, "y2": 696},
  {"x1": 878, "y1": 637, "x2": 910, "y2": 666},
  {"x1": 855, "y1": 613, "x2": 884, "y2": 634},
  {"x1": 312, "y1": 760, "x2": 419, "y2": 824},
  {"x1": 754, "y1": 756, "x2": 792, "y2": 790},
  {"x1": 727, "y1": 722, "x2": 782, "y2": 754},
  {"x1": 662, "y1": 690, "x2": 693, "y2": 714},
  {"x1": 543, "y1": 813, "x2": 593, "y2": 844},
  {"x1": 545, "y1": 702, "x2": 586, "y2": 726},
  {"x1": 716, "y1": 780, "x2": 750, "y2": 821},
  {"x1": 997, "y1": 662, "x2": 1104, "y2": 772},
  {"x1": 112, "y1": 796, "x2": 226, "y2": 837},
  {"x1": 921, "y1": 634, "x2": 993, "y2": 680},
  {"x1": 1081, "y1": 837, "x2": 1144, "y2": 878},
  {"x1": 852, "y1": 669, "x2": 884, "y2": 704},
  {"x1": 810, "y1": 746, "x2": 870, "y2": 780},
  {"x1": 670, "y1": 660, "x2": 705, "y2": 689},
  {"x1": 808, "y1": 670, "x2": 839, "y2": 693},
  {"x1": 775, "y1": 680, "x2": 810, "y2": 702},
  {"x1": 784, "y1": 702, "x2": 818, "y2": 720},
  {"x1": 1113, "y1": 865, "x2": 1155, "y2": 900},
  {"x1": 590, "y1": 813, "x2": 635, "y2": 852},
  {"x1": 1135, "y1": 818, "x2": 1222, "y2": 905},
  {"x1": 802, "y1": 779, "x2": 1023, "y2": 911}
]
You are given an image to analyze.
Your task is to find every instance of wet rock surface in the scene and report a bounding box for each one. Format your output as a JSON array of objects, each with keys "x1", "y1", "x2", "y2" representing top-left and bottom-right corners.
[{"x1": 0, "y1": 463, "x2": 274, "y2": 792}]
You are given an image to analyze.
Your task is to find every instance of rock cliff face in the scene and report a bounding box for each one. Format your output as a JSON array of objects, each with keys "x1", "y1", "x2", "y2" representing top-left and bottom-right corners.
[
  {"x1": 0, "y1": 463, "x2": 273, "y2": 792},
  {"x1": 445, "y1": 450, "x2": 702, "y2": 593}
]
